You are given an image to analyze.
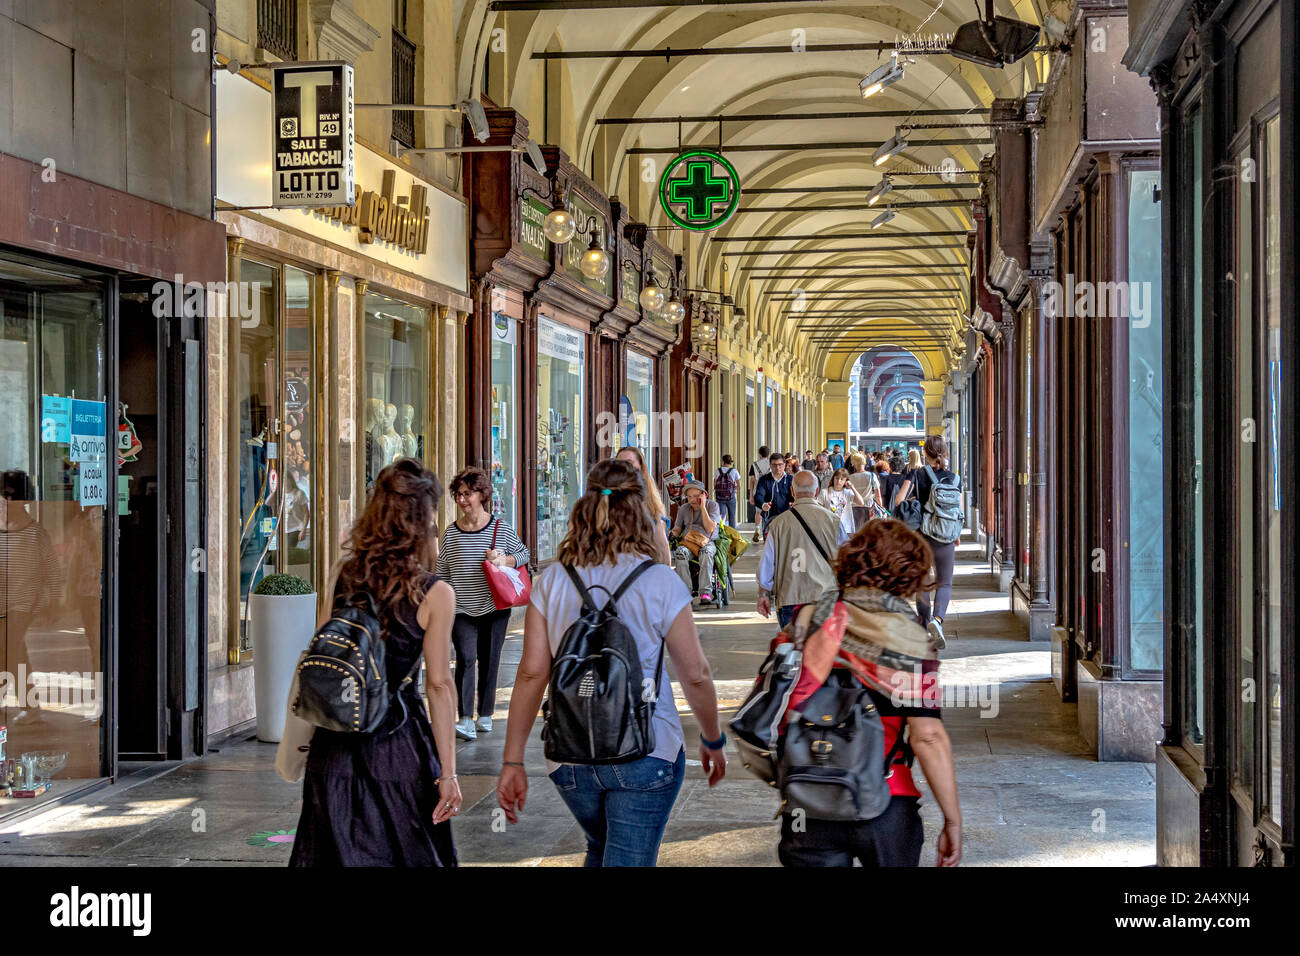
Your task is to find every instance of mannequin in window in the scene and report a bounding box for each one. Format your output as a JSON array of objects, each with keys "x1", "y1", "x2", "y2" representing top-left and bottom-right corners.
[
  {"x1": 399, "y1": 403, "x2": 418, "y2": 460},
  {"x1": 381, "y1": 403, "x2": 402, "y2": 465},
  {"x1": 364, "y1": 398, "x2": 385, "y2": 483}
]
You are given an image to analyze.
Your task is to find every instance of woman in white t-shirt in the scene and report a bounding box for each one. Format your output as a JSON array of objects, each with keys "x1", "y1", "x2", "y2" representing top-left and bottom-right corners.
[
  {"x1": 817, "y1": 468, "x2": 865, "y2": 543},
  {"x1": 496, "y1": 458, "x2": 726, "y2": 866}
]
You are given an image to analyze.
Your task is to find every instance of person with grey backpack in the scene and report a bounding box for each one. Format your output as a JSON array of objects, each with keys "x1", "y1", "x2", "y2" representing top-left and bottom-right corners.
[{"x1": 892, "y1": 436, "x2": 963, "y2": 650}]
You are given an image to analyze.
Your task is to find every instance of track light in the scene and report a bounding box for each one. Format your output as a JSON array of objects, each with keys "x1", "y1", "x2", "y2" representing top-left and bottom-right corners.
[
  {"x1": 872, "y1": 132, "x2": 908, "y2": 167},
  {"x1": 524, "y1": 138, "x2": 547, "y2": 174},
  {"x1": 870, "y1": 205, "x2": 896, "y2": 229},
  {"x1": 459, "y1": 99, "x2": 490, "y2": 142},
  {"x1": 859, "y1": 52, "x2": 904, "y2": 99},
  {"x1": 867, "y1": 176, "x2": 893, "y2": 207},
  {"x1": 949, "y1": 15, "x2": 1041, "y2": 68}
]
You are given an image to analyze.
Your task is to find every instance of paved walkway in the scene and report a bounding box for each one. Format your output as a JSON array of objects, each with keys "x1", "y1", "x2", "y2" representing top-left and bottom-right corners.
[{"x1": 0, "y1": 528, "x2": 1155, "y2": 866}]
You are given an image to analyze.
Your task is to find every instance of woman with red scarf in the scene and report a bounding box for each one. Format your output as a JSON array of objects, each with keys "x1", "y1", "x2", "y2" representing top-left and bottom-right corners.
[{"x1": 775, "y1": 519, "x2": 962, "y2": 867}]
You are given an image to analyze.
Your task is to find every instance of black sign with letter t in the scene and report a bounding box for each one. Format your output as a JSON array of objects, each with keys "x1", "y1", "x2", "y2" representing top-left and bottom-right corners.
[{"x1": 271, "y1": 62, "x2": 355, "y2": 207}]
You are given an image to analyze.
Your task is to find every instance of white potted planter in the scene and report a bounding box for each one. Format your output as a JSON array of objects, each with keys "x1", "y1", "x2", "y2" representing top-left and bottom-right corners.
[{"x1": 250, "y1": 573, "x2": 317, "y2": 743}]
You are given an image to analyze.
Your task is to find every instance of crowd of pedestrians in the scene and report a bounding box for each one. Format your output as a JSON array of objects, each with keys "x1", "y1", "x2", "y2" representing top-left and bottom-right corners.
[{"x1": 283, "y1": 434, "x2": 965, "y2": 869}]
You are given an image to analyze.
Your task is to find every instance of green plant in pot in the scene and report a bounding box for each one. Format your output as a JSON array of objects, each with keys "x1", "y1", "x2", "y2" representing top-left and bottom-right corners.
[{"x1": 250, "y1": 572, "x2": 316, "y2": 743}]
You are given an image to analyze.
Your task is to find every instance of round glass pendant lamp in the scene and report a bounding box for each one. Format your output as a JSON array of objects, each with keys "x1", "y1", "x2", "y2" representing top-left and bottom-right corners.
[
  {"x1": 579, "y1": 235, "x2": 610, "y2": 279},
  {"x1": 543, "y1": 208, "x2": 577, "y2": 244}
]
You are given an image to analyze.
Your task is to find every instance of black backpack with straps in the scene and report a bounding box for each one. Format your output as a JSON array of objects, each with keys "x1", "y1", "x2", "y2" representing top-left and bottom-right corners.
[
  {"x1": 542, "y1": 560, "x2": 662, "y2": 764},
  {"x1": 293, "y1": 593, "x2": 421, "y2": 734}
]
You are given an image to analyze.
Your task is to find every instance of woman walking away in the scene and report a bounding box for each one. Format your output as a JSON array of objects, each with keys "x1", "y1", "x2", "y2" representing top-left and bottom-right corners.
[
  {"x1": 847, "y1": 453, "x2": 884, "y2": 521},
  {"x1": 817, "y1": 468, "x2": 864, "y2": 544},
  {"x1": 907, "y1": 448, "x2": 923, "y2": 472},
  {"x1": 775, "y1": 519, "x2": 961, "y2": 868},
  {"x1": 614, "y1": 446, "x2": 672, "y2": 563},
  {"x1": 291, "y1": 459, "x2": 460, "y2": 867},
  {"x1": 713, "y1": 453, "x2": 742, "y2": 528},
  {"x1": 496, "y1": 459, "x2": 726, "y2": 866},
  {"x1": 438, "y1": 466, "x2": 530, "y2": 740},
  {"x1": 892, "y1": 436, "x2": 962, "y2": 649}
]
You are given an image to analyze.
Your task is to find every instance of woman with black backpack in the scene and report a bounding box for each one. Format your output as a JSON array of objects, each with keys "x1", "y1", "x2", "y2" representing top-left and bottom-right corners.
[
  {"x1": 290, "y1": 459, "x2": 461, "y2": 867},
  {"x1": 892, "y1": 435, "x2": 960, "y2": 649},
  {"x1": 495, "y1": 458, "x2": 727, "y2": 866},
  {"x1": 773, "y1": 519, "x2": 961, "y2": 867}
]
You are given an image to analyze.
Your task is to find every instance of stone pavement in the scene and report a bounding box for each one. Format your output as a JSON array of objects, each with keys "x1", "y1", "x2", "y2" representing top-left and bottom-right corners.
[{"x1": 0, "y1": 528, "x2": 1155, "y2": 866}]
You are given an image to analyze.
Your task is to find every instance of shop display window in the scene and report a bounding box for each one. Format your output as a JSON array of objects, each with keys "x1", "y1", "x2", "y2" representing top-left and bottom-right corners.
[
  {"x1": 490, "y1": 315, "x2": 518, "y2": 525},
  {"x1": 363, "y1": 292, "x2": 428, "y2": 490},
  {"x1": 624, "y1": 350, "x2": 654, "y2": 463},
  {"x1": 536, "y1": 318, "x2": 585, "y2": 562},
  {"x1": 0, "y1": 250, "x2": 108, "y2": 789},
  {"x1": 1125, "y1": 168, "x2": 1164, "y2": 673},
  {"x1": 235, "y1": 259, "x2": 317, "y2": 651}
]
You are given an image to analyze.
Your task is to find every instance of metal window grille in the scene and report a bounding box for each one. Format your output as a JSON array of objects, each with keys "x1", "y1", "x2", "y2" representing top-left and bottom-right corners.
[
  {"x1": 392, "y1": 29, "x2": 417, "y2": 147},
  {"x1": 257, "y1": 0, "x2": 298, "y2": 61}
]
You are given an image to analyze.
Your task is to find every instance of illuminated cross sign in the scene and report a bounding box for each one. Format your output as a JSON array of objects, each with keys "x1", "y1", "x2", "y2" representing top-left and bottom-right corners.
[{"x1": 658, "y1": 149, "x2": 741, "y2": 231}]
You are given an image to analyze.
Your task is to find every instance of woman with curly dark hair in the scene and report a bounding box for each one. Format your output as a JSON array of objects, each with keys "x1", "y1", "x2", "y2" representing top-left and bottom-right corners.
[
  {"x1": 438, "y1": 466, "x2": 530, "y2": 739},
  {"x1": 495, "y1": 458, "x2": 726, "y2": 866},
  {"x1": 774, "y1": 518, "x2": 961, "y2": 868},
  {"x1": 290, "y1": 458, "x2": 460, "y2": 867}
]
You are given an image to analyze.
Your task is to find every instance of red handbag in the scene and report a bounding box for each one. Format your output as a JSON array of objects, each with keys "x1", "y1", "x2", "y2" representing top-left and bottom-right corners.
[{"x1": 482, "y1": 519, "x2": 532, "y2": 610}]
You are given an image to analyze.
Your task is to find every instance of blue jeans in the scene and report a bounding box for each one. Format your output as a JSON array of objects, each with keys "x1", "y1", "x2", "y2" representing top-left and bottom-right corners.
[
  {"x1": 548, "y1": 750, "x2": 686, "y2": 867},
  {"x1": 718, "y1": 497, "x2": 736, "y2": 526},
  {"x1": 778, "y1": 604, "x2": 798, "y2": 628}
]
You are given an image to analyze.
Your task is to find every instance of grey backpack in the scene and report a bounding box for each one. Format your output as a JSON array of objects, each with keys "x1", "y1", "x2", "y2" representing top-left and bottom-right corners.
[{"x1": 920, "y1": 465, "x2": 963, "y2": 543}]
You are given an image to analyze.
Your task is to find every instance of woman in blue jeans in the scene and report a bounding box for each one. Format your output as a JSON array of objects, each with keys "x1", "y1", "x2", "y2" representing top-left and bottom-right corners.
[{"x1": 496, "y1": 459, "x2": 727, "y2": 866}]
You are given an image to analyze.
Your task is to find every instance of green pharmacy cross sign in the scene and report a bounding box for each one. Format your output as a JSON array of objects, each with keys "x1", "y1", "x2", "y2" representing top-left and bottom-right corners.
[{"x1": 658, "y1": 150, "x2": 741, "y2": 231}]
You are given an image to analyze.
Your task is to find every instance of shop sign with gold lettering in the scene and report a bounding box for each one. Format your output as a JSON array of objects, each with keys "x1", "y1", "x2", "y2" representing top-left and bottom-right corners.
[{"x1": 316, "y1": 169, "x2": 430, "y2": 254}]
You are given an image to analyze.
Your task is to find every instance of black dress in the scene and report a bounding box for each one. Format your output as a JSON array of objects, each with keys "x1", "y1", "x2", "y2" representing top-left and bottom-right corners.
[{"x1": 289, "y1": 571, "x2": 458, "y2": 867}]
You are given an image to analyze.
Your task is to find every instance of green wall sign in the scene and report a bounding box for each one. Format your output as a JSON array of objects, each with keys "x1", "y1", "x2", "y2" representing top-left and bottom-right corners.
[
  {"x1": 519, "y1": 196, "x2": 550, "y2": 261},
  {"x1": 621, "y1": 262, "x2": 641, "y2": 311},
  {"x1": 658, "y1": 149, "x2": 741, "y2": 232}
]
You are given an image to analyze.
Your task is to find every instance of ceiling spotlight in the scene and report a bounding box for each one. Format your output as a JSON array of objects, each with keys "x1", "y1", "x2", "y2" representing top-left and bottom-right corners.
[
  {"x1": 871, "y1": 205, "x2": 896, "y2": 229},
  {"x1": 579, "y1": 233, "x2": 610, "y2": 280},
  {"x1": 859, "y1": 52, "x2": 904, "y2": 99},
  {"x1": 459, "y1": 99, "x2": 490, "y2": 142},
  {"x1": 1042, "y1": 15, "x2": 1069, "y2": 43},
  {"x1": 867, "y1": 176, "x2": 893, "y2": 207},
  {"x1": 949, "y1": 15, "x2": 1041, "y2": 68},
  {"x1": 524, "y1": 139, "x2": 547, "y2": 174},
  {"x1": 872, "y1": 132, "x2": 908, "y2": 167}
]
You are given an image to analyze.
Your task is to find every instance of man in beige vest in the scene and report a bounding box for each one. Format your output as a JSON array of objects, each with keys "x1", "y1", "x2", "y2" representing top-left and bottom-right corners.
[{"x1": 756, "y1": 470, "x2": 841, "y2": 627}]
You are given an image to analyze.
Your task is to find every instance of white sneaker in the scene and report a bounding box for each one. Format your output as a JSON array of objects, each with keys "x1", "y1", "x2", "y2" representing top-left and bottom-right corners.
[
  {"x1": 476, "y1": 715, "x2": 493, "y2": 734},
  {"x1": 455, "y1": 717, "x2": 477, "y2": 740},
  {"x1": 927, "y1": 617, "x2": 947, "y2": 650}
]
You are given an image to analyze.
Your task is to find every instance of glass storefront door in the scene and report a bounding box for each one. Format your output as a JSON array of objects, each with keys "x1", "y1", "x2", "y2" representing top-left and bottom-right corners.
[
  {"x1": 490, "y1": 314, "x2": 518, "y2": 525},
  {"x1": 0, "y1": 250, "x2": 110, "y2": 787},
  {"x1": 536, "y1": 317, "x2": 585, "y2": 562}
]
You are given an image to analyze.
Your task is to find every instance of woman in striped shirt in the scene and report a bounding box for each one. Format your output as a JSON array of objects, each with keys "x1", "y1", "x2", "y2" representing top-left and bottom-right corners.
[{"x1": 437, "y1": 467, "x2": 530, "y2": 740}]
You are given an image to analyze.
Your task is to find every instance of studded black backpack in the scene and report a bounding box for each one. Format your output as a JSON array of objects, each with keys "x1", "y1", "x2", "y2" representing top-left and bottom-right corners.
[{"x1": 542, "y1": 560, "x2": 661, "y2": 764}]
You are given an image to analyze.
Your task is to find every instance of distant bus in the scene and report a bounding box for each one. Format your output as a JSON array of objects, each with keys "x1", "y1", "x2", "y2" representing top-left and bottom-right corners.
[{"x1": 849, "y1": 427, "x2": 926, "y2": 457}]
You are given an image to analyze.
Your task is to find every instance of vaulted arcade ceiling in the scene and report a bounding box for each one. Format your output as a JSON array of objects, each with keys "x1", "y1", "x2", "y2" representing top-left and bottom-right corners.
[{"x1": 455, "y1": 0, "x2": 1055, "y2": 384}]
